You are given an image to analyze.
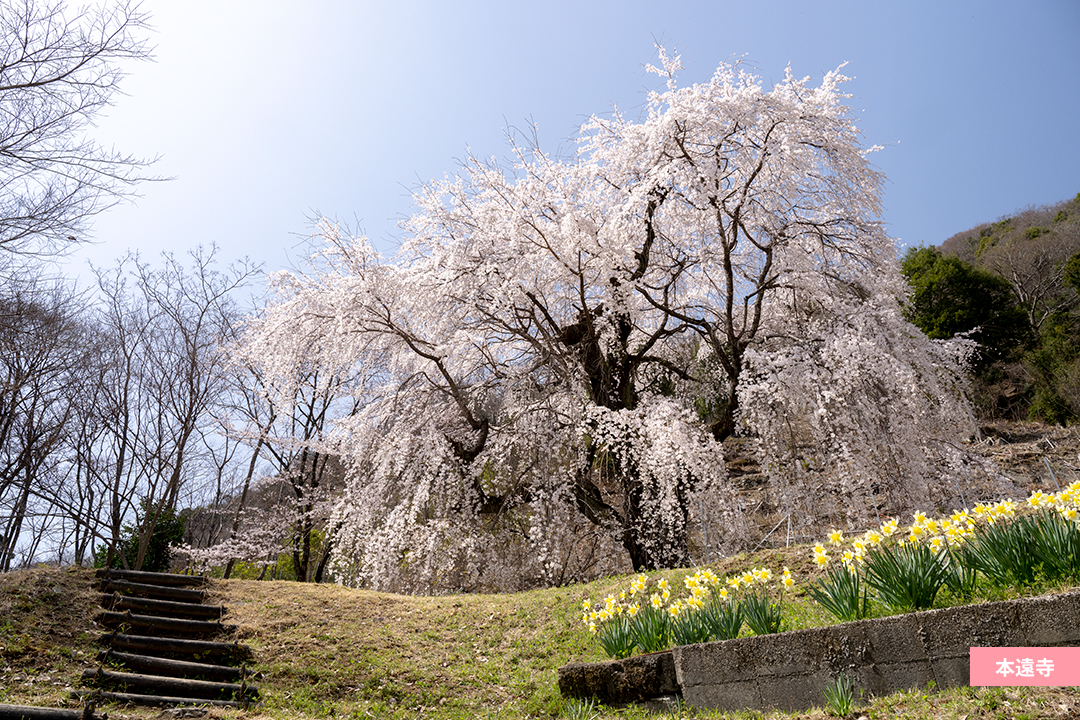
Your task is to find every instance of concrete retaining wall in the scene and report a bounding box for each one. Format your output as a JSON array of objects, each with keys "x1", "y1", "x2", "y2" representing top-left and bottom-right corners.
[{"x1": 558, "y1": 590, "x2": 1080, "y2": 713}]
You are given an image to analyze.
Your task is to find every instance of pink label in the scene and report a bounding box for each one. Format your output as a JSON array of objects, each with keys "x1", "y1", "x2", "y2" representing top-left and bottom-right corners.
[{"x1": 970, "y1": 647, "x2": 1080, "y2": 686}]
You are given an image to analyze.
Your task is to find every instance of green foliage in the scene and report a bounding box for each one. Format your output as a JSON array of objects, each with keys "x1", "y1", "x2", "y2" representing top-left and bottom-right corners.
[
  {"x1": 595, "y1": 616, "x2": 635, "y2": 659},
  {"x1": 629, "y1": 603, "x2": 669, "y2": 653},
  {"x1": 863, "y1": 541, "x2": 950, "y2": 612},
  {"x1": 901, "y1": 246, "x2": 1032, "y2": 369},
  {"x1": 972, "y1": 219, "x2": 1014, "y2": 259},
  {"x1": 94, "y1": 501, "x2": 186, "y2": 573},
  {"x1": 741, "y1": 588, "x2": 784, "y2": 635},
  {"x1": 942, "y1": 545, "x2": 979, "y2": 599},
  {"x1": 562, "y1": 696, "x2": 601, "y2": 720},
  {"x1": 822, "y1": 674, "x2": 856, "y2": 717},
  {"x1": 700, "y1": 594, "x2": 744, "y2": 641},
  {"x1": 805, "y1": 563, "x2": 870, "y2": 622},
  {"x1": 1024, "y1": 314, "x2": 1080, "y2": 425},
  {"x1": 669, "y1": 603, "x2": 713, "y2": 646},
  {"x1": 1064, "y1": 252, "x2": 1080, "y2": 296},
  {"x1": 931, "y1": 195, "x2": 1080, "y2": 422},
  {"x1": 959, "y1": 515, "x2": 1041, "y2": 589},
  {"x1": 582, "y1": 568, "x2": 786, "y2": 659},
  {"x1": 1030, "y1": 510, "x2": 1080, "y2": 583}
]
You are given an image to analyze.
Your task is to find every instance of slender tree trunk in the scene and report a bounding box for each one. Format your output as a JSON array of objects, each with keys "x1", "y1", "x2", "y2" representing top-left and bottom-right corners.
[{"x1": 223, "y1": 435, "x2": 266, "y2": 579}]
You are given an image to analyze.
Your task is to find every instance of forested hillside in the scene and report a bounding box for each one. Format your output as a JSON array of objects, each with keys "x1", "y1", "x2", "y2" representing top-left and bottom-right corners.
[{"x1": 903, "y1": 194, "x2": 1080, "y2": 423}]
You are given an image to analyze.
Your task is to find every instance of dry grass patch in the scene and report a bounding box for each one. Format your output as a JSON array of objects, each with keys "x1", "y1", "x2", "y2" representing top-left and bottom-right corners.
[
  {"x1": 209, "y1": 577, "x2": 595, "y2": 718},
  {"x1": 0, "y1": 566, "x2": 99, "y2": 708}
]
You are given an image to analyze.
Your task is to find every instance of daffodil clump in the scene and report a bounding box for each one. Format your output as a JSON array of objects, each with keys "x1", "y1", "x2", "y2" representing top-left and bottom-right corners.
[
  {"x1": 807, "y1": 483, "x2": 1080, "y2": 620},
  {"x1": 581, "y1": 565, "x2": 796, "y2": 659}
]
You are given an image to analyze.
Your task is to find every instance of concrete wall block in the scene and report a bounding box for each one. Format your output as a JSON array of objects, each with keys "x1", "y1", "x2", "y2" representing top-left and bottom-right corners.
[
  {"x1": 820, "y1": 622, "x2": 872, "y2": 669},
  {"x1": 928, "y1": 655, "x2": 972, "y2": 689},
  {"x1": 918, "y1": 600, "x2": 1023, "y2": 656},
  {"x1": 674, "y1": 637, "x2": 764, "y2": 685},
  {"x1": 755, "y1": 670, "x2": 833, "y2": 712},
  {"x1": 556, "y1": 651, "x2": 678, "y2": 703},
  {"x1": 735, "y1": 629, "x2": 832, "y2": 678},
  {"x1": 861, "y1": 613, "x2": 927, "y2": 665},
  {"x1": 1016, "y1": 590, "x2": 1080, "y2": 646},
  {"x1": 679, "y1": 677, "x2": 760, "y2": 713},
  {"x1": 851, "y1": 657, "x2": 936, "y2": 698}
]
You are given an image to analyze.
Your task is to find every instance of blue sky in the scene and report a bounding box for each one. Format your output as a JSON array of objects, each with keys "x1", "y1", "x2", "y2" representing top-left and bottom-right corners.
[{"x1": 63, "y1": 0, "x2": 1080, "y2": 285}]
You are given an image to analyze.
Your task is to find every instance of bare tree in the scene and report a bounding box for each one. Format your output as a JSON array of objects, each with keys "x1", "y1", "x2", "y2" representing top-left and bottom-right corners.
[
  {"x1": 0, "y1": 267, "x2": 89, "y2": 570},
  {"x1": 87, "y1": 246, "x2": 259, "y2": 570},
  {"x1": 0, "y1": 0, "x2": 157, "y2": 257}
]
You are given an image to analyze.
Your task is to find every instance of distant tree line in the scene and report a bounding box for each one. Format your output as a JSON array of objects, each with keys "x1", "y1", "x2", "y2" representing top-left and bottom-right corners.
[
  {"x1": 902, "y1": 193, "x2": 1080, "y2": 424},
  {"x1": 0, "y1": 246, "x2": 359, "y2": 577}
]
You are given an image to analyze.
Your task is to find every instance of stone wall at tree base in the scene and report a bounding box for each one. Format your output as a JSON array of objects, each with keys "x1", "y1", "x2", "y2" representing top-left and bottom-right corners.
[{"x1": 558, "y1": 590, "x2": 1080, "y2": 712}]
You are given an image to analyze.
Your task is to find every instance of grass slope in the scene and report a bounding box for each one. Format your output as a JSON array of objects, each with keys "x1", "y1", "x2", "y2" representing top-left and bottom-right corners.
[{"x1": 2, "y1": 555, "x2": 1080, "y2": 719}]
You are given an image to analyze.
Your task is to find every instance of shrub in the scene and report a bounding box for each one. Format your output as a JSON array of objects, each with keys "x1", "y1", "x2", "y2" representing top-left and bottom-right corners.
[{"x1": 94, "y1": 502, "x2": 186, "y2": 573}]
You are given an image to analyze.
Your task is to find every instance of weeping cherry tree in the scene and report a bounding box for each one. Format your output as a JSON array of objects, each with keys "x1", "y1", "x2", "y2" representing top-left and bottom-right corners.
[{"x1": 241, "y1": 51, "x2": 988, "y2": 591}]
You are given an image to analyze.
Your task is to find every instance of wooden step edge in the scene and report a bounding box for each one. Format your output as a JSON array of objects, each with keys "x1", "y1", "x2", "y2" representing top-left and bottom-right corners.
[
  {"x1": 81, "y1": 668, "x2": 258, "y2": 701},
  {"x1": 96, "y1": 632, "x2": 252, "y2": 662},
  {"x1": 98, "y1": 579, "x2": 207, "y2": 604},
  {"x1": 73, "y1": 690, "x2": 253, "y2": 709},
  {"x1": 99, "y1": 594, "x2": 223, "y2": 619},
  {"x1": 96, "y1": 649, "x2": 250, "y2": 682},
  {"x1": 0, "y1": 704, "x2": 105, "y2": 720},
  {"x1": 94, "y1": 569, "x2": 207, "y2": 588},
  {"x1": 95, "y1": 611, "x2": 235, "y2": 636}
]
